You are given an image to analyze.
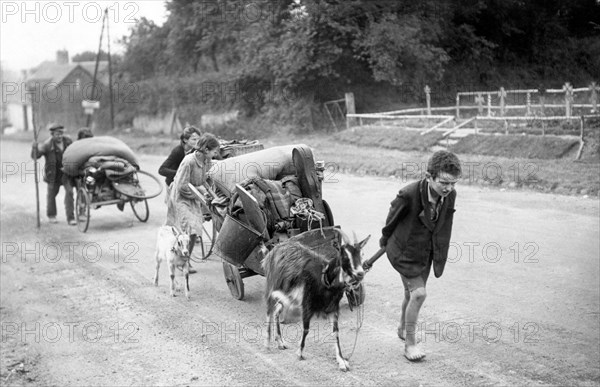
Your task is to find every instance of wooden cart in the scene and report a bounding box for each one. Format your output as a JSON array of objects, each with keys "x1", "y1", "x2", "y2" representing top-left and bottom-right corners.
[
  {"x1": 74, "y1": 167, "x2": 163, "y2": 233},
  {"x1": 191, "y1": 145, "x2": 363, "y2": 304}
]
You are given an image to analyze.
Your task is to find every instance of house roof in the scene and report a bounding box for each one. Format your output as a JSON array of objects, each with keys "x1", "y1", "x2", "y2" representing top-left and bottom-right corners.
[
  {"x1": 27, "y1": 61, "x2": 109, "y2": 86},
  {"x1": 77, "y1": 61, "x2": 109, "y2": 84}
]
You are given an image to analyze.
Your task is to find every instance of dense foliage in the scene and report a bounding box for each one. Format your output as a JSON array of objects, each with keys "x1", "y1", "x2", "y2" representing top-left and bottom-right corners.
[{"x1": 116, "y1": 0, "x2": 600, "y2": 127}]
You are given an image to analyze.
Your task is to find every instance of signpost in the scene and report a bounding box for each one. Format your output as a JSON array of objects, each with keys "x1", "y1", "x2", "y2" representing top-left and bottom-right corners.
[{"x1": 82, "y1": 100, "x2": 100, "y2": 119}]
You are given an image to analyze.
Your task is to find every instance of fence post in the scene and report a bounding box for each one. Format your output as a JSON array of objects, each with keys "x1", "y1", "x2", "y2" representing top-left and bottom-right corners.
[
  {"x1": 504, "y1": 119, "x2": 508, "y2": 135},
  {"x1": 487, "y1": 93, "x2": 492, "y2": 116},
  {"x1": 345, "y1": 92, "x2": 356, "y2": 130},
  {"x1": 425, "y1": 85, "x2": 431, "y2": 115},
  {"x1": 499, "y1": 87, "x2": 507, "y2": 117},
  {"x1": 456, "y1": 94, "x2": 460, "y2": 119},
  {"x1": 526, "y1": 92, "x2": 531, "y2": 116},
  {"x1": 576, "y1": 116, "x2": 585, "y2": 160},
  {"x1": 424, "y1": 85, "x2": 431, "y2": 128},
  {"x1": 539, "y1": 87, "x2": 546, "y2": 136},
  {"x1": 475, "y1": 93, "x2": 484, "y2": 116},
  {"x1": 541, "y1": 120, "x2": 546, "y2": 136},
  {"x1": 563, "y1": 82, "x2": 573, "y2": 118},
  {"x1": 590, "y1": 82, "x2": 598, "y2": 113}
]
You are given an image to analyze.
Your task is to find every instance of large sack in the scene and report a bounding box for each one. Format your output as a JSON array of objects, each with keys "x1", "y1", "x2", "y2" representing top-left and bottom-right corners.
[
  {"x1": 208, "y1": 144, "x2": 303, "y2": 197},
  {"x1": 63, "y1": 136, "x2": 139, "y2": 176}
]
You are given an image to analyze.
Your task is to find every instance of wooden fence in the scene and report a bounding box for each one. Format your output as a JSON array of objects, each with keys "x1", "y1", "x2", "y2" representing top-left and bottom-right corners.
[{"x1": 346, "y1": 82, "x2": 599, "y2": 132}]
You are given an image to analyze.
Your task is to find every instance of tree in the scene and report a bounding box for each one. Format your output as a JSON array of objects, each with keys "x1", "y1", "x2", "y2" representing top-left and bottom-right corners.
[
  {"x1": 357, "y1": 13, "x2": 449, "y2": 86},
  {"x1": 117, "y1": 0, "x2": 600, "y2": 123},
  {"x1": 238, "y1": 0, "x2": 450, "y2": 96},
  {"x1": 119, "y1": 17, "x2": 170, "y2": 81},
  {"x1": 164, "y1": 0, "x2": 279, "y2": 73},
  {"x1": 164, "y1": 0, "x2": 205, "y2": 73}
]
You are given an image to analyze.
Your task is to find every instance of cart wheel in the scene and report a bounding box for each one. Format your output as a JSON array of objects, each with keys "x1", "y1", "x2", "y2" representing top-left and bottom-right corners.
[
  {"x1": 130, "y1": 198, "x2": 149, "y2": 222},
  {"x1": 323, "y1": 199, "x2": 334, "y2": 226},
  {"x1": 76, "y1": 187, "x2": 90, "y2": 233},
  {"x1": 222, "y1": 261, "x2": 244, "y2": 300},
  {"x1": 198, "y1": 219, "x2": 217, "y2": 260}
]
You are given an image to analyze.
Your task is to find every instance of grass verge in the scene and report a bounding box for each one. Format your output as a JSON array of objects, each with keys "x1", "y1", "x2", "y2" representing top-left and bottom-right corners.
[
  {"x1": 4, "y1": 129, "x2": 599, "y2": 197},
  {"x1": 296, "y1": 134, "x2": 599, "y2": 196},
  {"x1": 333, "y1": 126, "x2": 443, "y2": 151},
  {"x1": 451, "y1": 134, "x2": 580, "y2": 159}
]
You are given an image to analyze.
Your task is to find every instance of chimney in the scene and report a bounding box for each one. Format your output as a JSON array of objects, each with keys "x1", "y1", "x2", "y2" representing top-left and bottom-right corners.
[{"x1": 56, "y1": 50, "x2": 69, "y2": 65}]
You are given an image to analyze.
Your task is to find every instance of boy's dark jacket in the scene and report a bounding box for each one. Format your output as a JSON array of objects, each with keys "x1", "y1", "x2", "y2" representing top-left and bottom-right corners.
[
  {"x1": 31, "y1": 137, "x2": 73, "y2": 184},
  {"x1": 380, "y1": 179, "x2": 456, "y2": 278}
]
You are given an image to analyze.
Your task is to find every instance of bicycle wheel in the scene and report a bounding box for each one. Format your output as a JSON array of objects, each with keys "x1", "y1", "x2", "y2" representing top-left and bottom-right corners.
[
  {"x1": 76, "y1": 187, "x2": 90, "y2": 233},
  {"x1": 112, "y1": 170, "x2": 163, "y2": 200},
  {"x1": 130, "y1": 198, "x2": 149, "y2": 222}
]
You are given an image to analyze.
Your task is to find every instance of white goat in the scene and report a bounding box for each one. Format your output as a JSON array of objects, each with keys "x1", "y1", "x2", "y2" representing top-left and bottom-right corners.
[{"x1": 153, "y1": 226, "x2": 192, "y2": 299}]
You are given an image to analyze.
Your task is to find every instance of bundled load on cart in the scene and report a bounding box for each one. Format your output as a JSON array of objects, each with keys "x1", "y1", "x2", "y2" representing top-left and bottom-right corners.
[
  {"x1": 218, "y1": 139, "x2": 263, "y2": 159},
  {"x1": 211, "y1": 144, "x2": 332, "y2": 238},
  {"x1": 62, "y1": 136, "x2": 163, "y2": 232}
]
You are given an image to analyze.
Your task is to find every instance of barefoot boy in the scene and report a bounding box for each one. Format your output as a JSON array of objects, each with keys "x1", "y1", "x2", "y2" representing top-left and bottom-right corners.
[{"x1": 379, "y1": 150, "x2": 461, "y2": 361}]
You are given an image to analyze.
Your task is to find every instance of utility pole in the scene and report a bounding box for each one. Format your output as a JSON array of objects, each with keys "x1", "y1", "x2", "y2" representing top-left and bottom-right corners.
[
  {"x1": 106, "y1": 8, "x2": 115, "y2": 130},
  {"x1": 86, "y1": 9, "x2": 107, "y2": 128}
]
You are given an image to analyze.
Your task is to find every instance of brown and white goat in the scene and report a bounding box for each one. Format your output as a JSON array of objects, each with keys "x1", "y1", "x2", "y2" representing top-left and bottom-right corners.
[
  {"x1": 153, "y1": 226, "x2": 192, "y2": 299},
  {"x1": 263, "y1": 229, "x2": 370, "y2": 371}
]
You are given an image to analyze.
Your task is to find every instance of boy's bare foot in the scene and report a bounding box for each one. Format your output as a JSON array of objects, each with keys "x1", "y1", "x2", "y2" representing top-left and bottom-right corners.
[{"x1": 404, "y1": 345, "x2": 426, "y2": 362}]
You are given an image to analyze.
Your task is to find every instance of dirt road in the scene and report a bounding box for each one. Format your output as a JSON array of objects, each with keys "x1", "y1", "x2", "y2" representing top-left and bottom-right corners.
[{"x1": 1, "y1": 139, "x2": 598, "y2": 386}]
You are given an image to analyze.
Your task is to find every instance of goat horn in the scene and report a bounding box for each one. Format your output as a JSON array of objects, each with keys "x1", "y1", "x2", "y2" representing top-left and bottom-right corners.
[{"x1": 336, "y1": 228, "x2": 351, "y2": 246}]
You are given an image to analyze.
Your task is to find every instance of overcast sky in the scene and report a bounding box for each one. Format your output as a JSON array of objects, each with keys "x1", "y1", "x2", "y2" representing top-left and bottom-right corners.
[{"x1": 1, "y1": 1, "x2": 168, "y2": 72}]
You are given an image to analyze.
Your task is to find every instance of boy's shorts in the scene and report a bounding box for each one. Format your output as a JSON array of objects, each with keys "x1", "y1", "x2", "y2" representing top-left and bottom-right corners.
[{"x1": 400, "y1": 256, "x2": 433, "y2": 292}]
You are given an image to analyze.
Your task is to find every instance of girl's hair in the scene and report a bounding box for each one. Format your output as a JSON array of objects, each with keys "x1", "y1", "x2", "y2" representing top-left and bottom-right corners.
[
  {"x1": 195, "y1": 133, "x2": 220, "y2": 153},
  {"x1": 427, "y1": 150, "x2": 462, "y2": 178},
  {"x1": 180, "y1": 126, "x2": 201, "y2": 144}
]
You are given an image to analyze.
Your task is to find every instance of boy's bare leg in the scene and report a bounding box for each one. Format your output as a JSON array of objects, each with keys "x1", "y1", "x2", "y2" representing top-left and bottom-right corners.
[
  {"x1": 398, "y1": 290, "x2": 421, "y2": 343},
  {"x1": 399, "y1": 272, "x2": 428, "y2": 361},
  {"x1": 397, "y1": 290, "x2": 410, "y2": 340},
  {"x1": 403, "y1": 287, "x2": 426, "y2": 361}
]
